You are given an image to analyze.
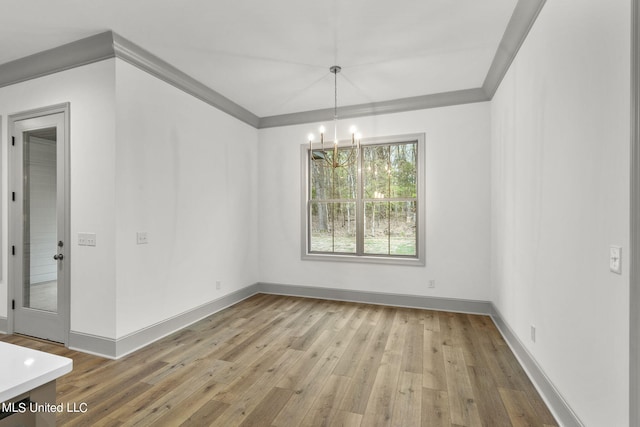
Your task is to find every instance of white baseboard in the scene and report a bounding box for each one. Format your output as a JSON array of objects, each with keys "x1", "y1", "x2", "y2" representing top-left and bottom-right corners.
[
  {"x1": 69, "y1": 283, "x2": 260, "y2": 359},
  {"x1": 490, "y1": 305, "x2": 583, "y2": 427},
  {"x1": 0, "y1": 316, "x2": 7, "y2": 334},
  {"x1": 259, "y1": 281, "x2": 492, "y2": 314}
]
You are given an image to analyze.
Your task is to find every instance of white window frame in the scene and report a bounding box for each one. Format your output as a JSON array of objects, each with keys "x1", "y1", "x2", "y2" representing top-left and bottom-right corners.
[{"x1": 301, "y1": 133, "x2": 425, "y2": 266}]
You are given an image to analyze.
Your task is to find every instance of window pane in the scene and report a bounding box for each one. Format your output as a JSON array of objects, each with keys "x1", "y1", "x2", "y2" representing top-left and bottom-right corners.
[
  {"x1": 311, "y1": 148, "x2": 357, "y2": 200},
  {"x1": 310, "y1": 201, "x2": 356, "y2": 253},
  {"x1": 389, "y1": 143, "x2": 417, "y2": 198},
  {"x1": 389, "y1": 201, "x2": 417, "y2": 255},
  {"x1": 364, "y1": 201, "x2": 417, "y2": 256},
  {"x1": 363, "y1": 143, "x2": 417, "y2": 199},
  {"x1": 363, "y1": 145, "x2": 391, "y2": 199},
  {"x1": 364, "y1": 201, "x2": 389, "y2": 254}
]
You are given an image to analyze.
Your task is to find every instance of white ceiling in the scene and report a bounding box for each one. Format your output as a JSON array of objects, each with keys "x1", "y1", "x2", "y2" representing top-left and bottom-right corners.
[{"x1": 0, "y1": 0, "x2": 517, "y2": 118}]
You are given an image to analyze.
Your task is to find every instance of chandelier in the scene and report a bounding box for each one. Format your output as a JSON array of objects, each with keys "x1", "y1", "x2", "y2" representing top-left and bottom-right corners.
[{"x1": 307, "y1": 65, "x2": 361, "y2": 168}]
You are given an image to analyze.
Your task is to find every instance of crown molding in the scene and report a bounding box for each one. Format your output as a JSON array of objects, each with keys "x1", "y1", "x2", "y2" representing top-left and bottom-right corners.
[
  {"x1": 0, "y1": 31, "x2": 261, "y2": 128},
  {"x1": 482, "y1": 0, "x2": 547, "y2": 98},
  {"x1": 0, "y1": 0, "x2": 545, "y2": 129},
  {"x1": 0, "y1": 31, "x2": 115, "y2": 89},
  {"x1": 258, "y1": 88, "x2": 489, "y2": 128}
]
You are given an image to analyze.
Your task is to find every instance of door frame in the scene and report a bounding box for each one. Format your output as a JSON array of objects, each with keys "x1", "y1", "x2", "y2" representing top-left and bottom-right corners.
[
  {"x1": 632, "y1": 0, "x2": 640, "y2": 424},
  {"x1": 7, "y1": 103, "x2": 71, "y2": 346}
]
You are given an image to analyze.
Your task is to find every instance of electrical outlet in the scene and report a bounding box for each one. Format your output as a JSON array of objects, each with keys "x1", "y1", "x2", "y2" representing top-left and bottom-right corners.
[
  {"x1": 216, "y1": 281, "x2": 221, "y2": 290},
  {"x1": 610, "y1": 245, "x2": 622, "y2": 274},
  {"x1": 530, "y1": 325, "x2": 536, "y2": 343},
  {"x1": 428, "y1": 280, "x2": 435, "y2": 289},
  {"x1": 137, "y1": 232, "x2": 149, "y2": 245}
]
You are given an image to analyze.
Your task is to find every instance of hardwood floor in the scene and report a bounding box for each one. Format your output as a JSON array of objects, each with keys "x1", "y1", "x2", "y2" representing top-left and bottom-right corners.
[{"x1": 0, "y1": 294, "x2": 558, "y2": 426}]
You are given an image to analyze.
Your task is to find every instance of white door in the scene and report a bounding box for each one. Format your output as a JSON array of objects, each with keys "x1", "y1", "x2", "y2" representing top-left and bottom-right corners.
[{"x1": 10, "y1": 108, "x2": 69, "y2": 344}]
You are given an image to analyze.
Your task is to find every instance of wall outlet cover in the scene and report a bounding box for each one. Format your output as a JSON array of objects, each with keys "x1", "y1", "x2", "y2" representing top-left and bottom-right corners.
[
  {"x1": 610, "y1": 245, "x2": 622, "y2": 274},
  {"x1": 137, "y1": 232, "x2": 149, "y2": 245}
]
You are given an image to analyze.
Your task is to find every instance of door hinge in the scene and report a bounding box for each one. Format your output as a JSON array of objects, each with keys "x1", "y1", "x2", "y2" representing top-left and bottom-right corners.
[
  {"x1": 11, "y1": 192, "x2": 15, "y2": 201},
  {"x1": 11, "y1": 245, "x2": 15, "y2": 256},
  {"x1": 11, "y1": 136, "x2": 15, "y2": 146},
  {"x1": 12, "y1": 300, "x2": 15, "y2": 310}
]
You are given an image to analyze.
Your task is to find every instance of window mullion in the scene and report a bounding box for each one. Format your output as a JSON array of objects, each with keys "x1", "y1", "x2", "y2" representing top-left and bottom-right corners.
[{"x1": 356, "y1": 145, "x2": 364, "y2": 256}]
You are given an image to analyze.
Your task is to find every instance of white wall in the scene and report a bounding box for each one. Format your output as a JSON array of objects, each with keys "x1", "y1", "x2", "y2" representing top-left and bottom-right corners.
[
  {"x1": 491, "y1": 0, "x2": 630, "y2": 425},
  {"x1": 114, "y1": 60, "x2": 259, "y2": 337},
  {"x1": 258, "y1": 103, "x2": 491, "y2": 300},
  {"x1": 0, "y1": 57, "x2": 261, "y2": 343},
  {"x1": 0, "y1": 60, "x2": 118, "y2": 338}
]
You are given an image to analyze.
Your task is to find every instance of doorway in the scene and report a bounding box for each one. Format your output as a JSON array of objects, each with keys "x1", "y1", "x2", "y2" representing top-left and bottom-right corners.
[{"x1": 9, "y1": 104, "x2": 70, "y2": 345}]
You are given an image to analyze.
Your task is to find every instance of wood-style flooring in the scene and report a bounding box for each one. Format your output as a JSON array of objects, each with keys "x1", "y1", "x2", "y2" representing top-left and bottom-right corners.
[{"x1": 0, "y1": 294, "x2": 558, "y2": 426}]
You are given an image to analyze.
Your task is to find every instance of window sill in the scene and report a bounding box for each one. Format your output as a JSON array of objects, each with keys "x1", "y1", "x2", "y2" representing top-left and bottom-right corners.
[{"x1": 302, "y1": 252, "x2": 425, "y2": 266}]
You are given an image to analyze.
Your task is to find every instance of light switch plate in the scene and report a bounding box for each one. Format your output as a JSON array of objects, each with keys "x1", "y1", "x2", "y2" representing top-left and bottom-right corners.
[
  {"x1": 78, "y1": 232, "x2": 96, "y2": 246},
  {"x1": 137, "y1": 232, "x2": 149, "y2": 245},
  {"x1": 610, "y1": 245, "x2": 622, "y2": 274}
]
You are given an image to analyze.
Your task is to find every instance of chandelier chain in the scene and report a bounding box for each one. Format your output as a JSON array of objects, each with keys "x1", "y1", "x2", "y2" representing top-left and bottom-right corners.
[{"x1": 334, "y1": 68, "x2": 338, "y2": 121}]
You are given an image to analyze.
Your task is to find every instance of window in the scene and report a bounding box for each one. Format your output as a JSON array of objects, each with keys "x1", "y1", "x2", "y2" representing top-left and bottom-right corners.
[{"x1": 302, "y1": 133, "x2": 425, "y2": 265}]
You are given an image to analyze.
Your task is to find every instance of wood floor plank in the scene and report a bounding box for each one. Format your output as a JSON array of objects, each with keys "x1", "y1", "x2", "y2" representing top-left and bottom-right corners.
[
  {"x1": 276, "y1": 329, "x2": 334, "y2": 390},
  {"x1": 502, "y1": 351, "x2": 558, "y2": 426},
  {"x1": 423, "y1": 329, "x2": 446, "y2": 390},
  {"x1": 391, "y1": 371, "x2": 422, "y2": 427},
  {"x1": 60, "y1": 381, "x2": 153, "y2": 426},
  {"x1": 331, "y1": 411, "x2": 363, "y2": 427},
  {"x1": 440, "y1": 312, "x2": 480, "y2": 367},
  {"x1": 212, "y1": 332, "x2": 296, "y2": 404},
  {"x1": 423, "y1": 310, "x2": 441, "y2": 332},
  {"x1": 499, "y1": 388, "x2": 547, "y2": 427},
  {"x1": 402, "y1": 318, "x2": 424, "y2": 374},
  {"x1": 178, "y1": 400, "x2": 229, "y2": 426},
  {"x1": 422, "y1": 388, "x2": 451, "y2": 427},
  {"x1": 299, "y1": 374, "x2": 353, "y2": 427},
  {"x1": 272, "y1": 338, "x2": 345, "y2": 426},
  {"x1": 442, "y1": 345, "x2": 482, "y2": 427},
  {"x1": 152, "y1": 379, "x2": 228, "y2": 426},
  {"x1": 238, "y1": 386, "x2": 294, "y2": 427},
  {"x1": 360, "y1": 311, "x2": 407, "y2": 426},
  {"x1": 340, "y1": 307, "x2": 396, "y2": 414},
  {"x1": 111, "y1": 360, "x2": 223, "y2": 425},
  {"x1": 0, "y1": 294, "x2": 558, "y2": 426},
  {"x1": 333, "y1": 314, "x2": 379, "y2": 377},
  {"x1": 216, "y1": 313, "x2": 287, "y2": 362},
  {"x1": 290, "y1": 311, "x2": 337, "y2": 351},
  {"x1": 212, "y1": 348, "x2": 305, "y2": 426},
  {"x1": 467, "y1": 364, "x2": 512, "y2": 427}
]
